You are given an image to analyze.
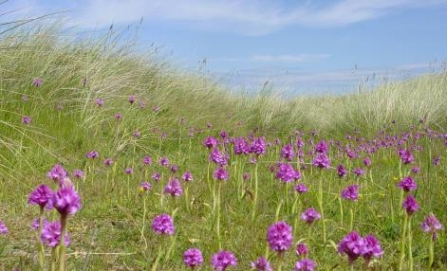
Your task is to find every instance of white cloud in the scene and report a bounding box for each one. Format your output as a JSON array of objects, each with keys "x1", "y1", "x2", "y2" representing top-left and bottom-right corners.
[
  {"x1": 251, "y1": 54, "x2": 330, "y2": 63},
  {"x1": 216, "y1": 62, "x2": 446, "y2": 95},
  {"x1": 4, "y1": 0, "x2": 447, "y2": 35}
]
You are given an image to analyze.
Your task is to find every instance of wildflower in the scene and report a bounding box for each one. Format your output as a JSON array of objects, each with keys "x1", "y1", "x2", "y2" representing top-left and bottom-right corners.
[
  {"x1": 421, "y1": 213, "x2": 443, "y2": 239},
  {"x1": 242, "y1": 172, "x2": 250, "y2": 181},
  {"x1": 301, "y1": 208, "x2": 321, "y2": 225},
  {"x1": 31, "y1": 217, "x2": 48, "y2": 230},
  {"x1": 183, "y1": 248, "x2": 204, "y2": 269},
  {"x1": 125, "y1": 167, "x2": 133, "y2": 175},
  {"x1": 398, "y1": 176, "x2": 417, "y2": 192},
  {"x1": 352, "y1": 168, "x2": 365, "y2": 177},
  {"x1": 211, "y1": 250, "x2": 237, "y2": 271},
  {"x1": 363, "y1": 157, "x2": 372, "y2": 167},
  {"x1": 267, "y1": 221, "x2": 293, "y2": 253},
  {"x1": 315, "y1": 140, "x2": 328, "y2": 153},
  {"x1": 47, "y1": 164, "x2": 67, "y2": 183},
  {"x1": 433, "y1": 156, "x2": 441, "y2": 166},
  {"x1": 294, "y1": 183, "x2": 308, "y2": 194},
  {"x1": 143, "y1": 155, "x2": 152, "y2": 165},
  {"x1": 337, "y1": 164, "x2": 348, "y2": 178},
  {"x1": 152, "y1": 105, "x2": 160, "y2": 112},
  {"x1": 152, "y1": 172, "x2": 161, "y2": 182},
  {"x1": 21, "y1": 116, "x2": 31, "y2": 124},
  {"x1": 28, "y1": 184, "x2": 53, "y2": 208},
  {"x1": 41, "y1": 221, "x2": 70, "y2": 247},
  {"x1": 86, "y1": 150, "x2": 99, "y2": 159},
  {"x1": 160, "y1": 157, "x2": 169, "y2": 167},
  {"x1": 296, "y1": 242, "x2": 309, "y2": 257},
  {"x1": 152, "y1": 214, "x2": 175, "y2": 235},
  {"x1": 233, "y1": 137, "x2": 250, "y2": 155},
  {"x1": 411, "y1": 166, "x2": 420, "y2": 174},
  {"x1": 48, "y1": 186, "x2": 81, "y2": 216},
  {"x1": 210, "y1": 148, "x2": 229, "y2": 166},
  {"x1": 251, "y1": 256, "x2": 273, "y2": 271},
  {"x1": 363, "y1": 234, "x2": 383, "y2": 262},
  {"x1": 0, "y1": 221, "x2": 8, "y2": 234},
  {"x1": 294, "y1": 258, "x2": 317, "y2": 271},
  {"x1": 104, "y1": 158, "x2": 114, "y2": 166},
  {"x1": 133, "y1": 130, "x2": 141, "y2": 138},
  {"x1": 213, "y1": 167, "x2": 228, "y2": 181},
  {"x1": 276, "y1": 163, "x2": 300, "y2": 183},
  {"x1": 402, "y1": 195, "x2": 419, "y2": 215},
  {"x1": 281, "y1": 144, "x2": 295, "y2": 161},
  {"x1": 139, "y1": 101, "x2": 146, "y2": 108},
  {"x1": 250, "y1": 137, "x2": 266, "y2": 156},
  {"x1": 220, "y1": 130, "x2": 229, "y2": 143},
  {"x1": 341, "y1": 185, "x2": 359, "y2": 201},
  {"x1": 73, "y1": 169, "x2": 84, "y2": 179},
  {"x1": 95, "y1": 98, "x2": 104, "y2": 107},
  {"x1": 346, "y1": 149, "x2": 358, "y2": 159},
  {"x1": 337, "y1": 231, "x2": 367, "y2": 265},
  {"x1": 139, "y1": 182, "x2": 151, "y2": 193},
  {"x1": 164, "y1": 178, "x2": 183, "y2": 197},
  {"x1": 32, "y1": 78, "x2": 43, "y2": 87},
  {"x1": 204, "y1": 136, "x2": 219, "y2": 149},
  {"x1": 115, "y1": 113, "x2": 122, "y2": 120},
  {"x1": 170, "y1": 164, "x2": 179, "y2": 173},
  {"x1": 182, "y1": 171, "x2": 193, "y2": 182},
  {"x1": 398, "y1": 149, "x2": 414, "y2": 164},
  {"x1": 128, "y1": 95, "x2": 136, "y2": 104},
  {"x1": 312, "y1": 153, "x2": 331, "y2": 169}
]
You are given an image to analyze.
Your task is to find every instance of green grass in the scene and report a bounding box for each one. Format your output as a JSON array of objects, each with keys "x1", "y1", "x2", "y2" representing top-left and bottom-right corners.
[{"x1": 1, "y1": 23, "x2": 447, "y2": 270}]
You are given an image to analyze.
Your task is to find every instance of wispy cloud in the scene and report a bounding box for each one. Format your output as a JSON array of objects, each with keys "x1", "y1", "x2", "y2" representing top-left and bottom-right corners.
[
  {"x1": 251, "y1": 54, "x2": 330, "y2": 63},
  {"x1": 217, "y1": 62, "x2": 446, "y2": 95},
  {"x1": 5, "y1": 0, "x2": 447, "y2": 35}
]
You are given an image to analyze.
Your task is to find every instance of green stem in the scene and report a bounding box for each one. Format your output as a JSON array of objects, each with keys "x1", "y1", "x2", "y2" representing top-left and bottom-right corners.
[
  {"x1": 408, "y1": 215, "x2": 413, "y2": 271},
  {"x1": 318, "y1": 174, "x2": 327, "y2": 243},
  {"x1": 141, "y1": 196, "x2": 148, "y2": 249},
  {"x1": 37, "y1": 208, "x2": 46, "y2": 270},
  {"x1": 251, "y1": 162, "x2": 259, "y2": 220},
  {"x1": 50, "y1": 246, "x2": 58, "y2": 271},
  {"x1": 127, "y1": 175, "x2": 130, "y2": 199},
  {"x1": 349, "y1": 206, "x2": 354, "y2": 231},
  {"x1": 339, "y1": 197, "x2": 344, "y2": 226},
  {"x1": 151, "y1": 246, "x2": 164, "y2": 271},
  {"x1": 277, "y1": 252, "x2": 284, "y2": 271},
  {"x1": 217, "y1": 182, "x2": 222, "y2": 249},
  {"x1": 398, "y1": 212, "x2": 408, "y2": 271},
  {"x1": 185, "y1": 185, "x2": 190, "y2": 212},
  {"x1": 165, "y1": 235, "x2": 177, "y2": 262},
  {"x1": 58, "y1": 215, "x2": 67, "y2": 271},
  {"x1": 428, "y1": 234, "x2": 434, "y2": 271}
]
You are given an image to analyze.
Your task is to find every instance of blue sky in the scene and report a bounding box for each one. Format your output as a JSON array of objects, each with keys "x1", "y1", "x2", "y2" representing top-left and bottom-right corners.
[{"x1": 4, "y1": 0, "x2": 447, "y2": 95}]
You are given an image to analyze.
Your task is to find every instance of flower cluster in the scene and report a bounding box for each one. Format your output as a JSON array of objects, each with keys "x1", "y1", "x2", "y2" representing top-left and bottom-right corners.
[
  {"x1": 267, "y1": 221, "x2": 293, "y2": 253},
  {"x1": 183, "y1": 248, "x2": 203, "y2": 269},
  {"x1": 337, "y1": 231, "x2": 382, "y2": 266},
  {"x1": 152, "y1": 214, "x2": 175, "y2": 235},
  {"x1": 211, "y1": 250, "x2": 237, "y2": 271}
]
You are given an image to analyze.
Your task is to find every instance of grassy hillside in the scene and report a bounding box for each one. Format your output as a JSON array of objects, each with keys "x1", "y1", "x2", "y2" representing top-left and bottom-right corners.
[{"x1": 1, "y1": 25, "x2": 447, "y2": 270}]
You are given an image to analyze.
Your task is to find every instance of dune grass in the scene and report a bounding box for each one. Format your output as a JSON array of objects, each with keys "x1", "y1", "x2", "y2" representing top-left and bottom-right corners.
[{"x1": 1, "y1": 24, "x2": 447, "y2": 270}]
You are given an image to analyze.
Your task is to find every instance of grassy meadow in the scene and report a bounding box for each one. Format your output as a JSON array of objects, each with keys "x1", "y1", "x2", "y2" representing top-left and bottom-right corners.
[{"x1": 1, "y1": 24, "x2": 447, "y2": 271}]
